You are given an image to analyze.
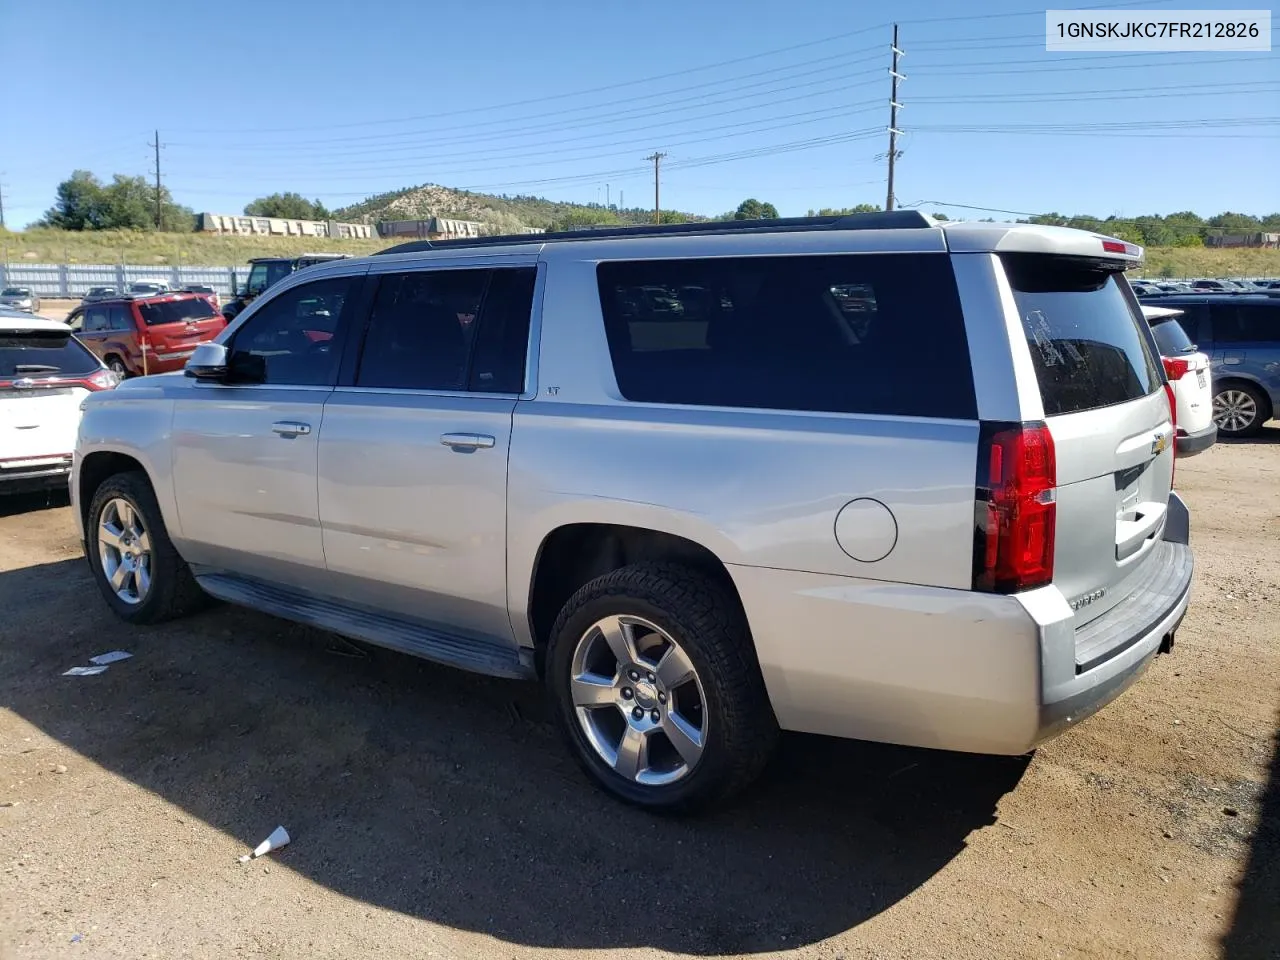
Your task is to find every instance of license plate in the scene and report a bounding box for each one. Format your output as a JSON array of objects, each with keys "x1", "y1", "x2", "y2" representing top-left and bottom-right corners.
[{"x1": 1197, "y1": 371, "x2": 1206, "y2": 388}]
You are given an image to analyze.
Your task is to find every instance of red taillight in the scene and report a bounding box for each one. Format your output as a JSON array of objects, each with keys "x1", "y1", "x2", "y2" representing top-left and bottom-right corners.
[
  {"x1": 974, "y1": 422, "x2": 1057, "y2": 594},
  {"x1": 1162, "y1": 356, "x2": 1191, "y2": 381},
  {"x1": 1101, "y1": 240, "x2": 1127, "y2": 254}
]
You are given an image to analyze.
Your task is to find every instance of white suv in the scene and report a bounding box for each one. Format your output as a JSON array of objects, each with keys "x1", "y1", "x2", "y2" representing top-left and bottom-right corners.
[{"x1": 72, "y1": 214, "x2": 1193, "y2": 811}]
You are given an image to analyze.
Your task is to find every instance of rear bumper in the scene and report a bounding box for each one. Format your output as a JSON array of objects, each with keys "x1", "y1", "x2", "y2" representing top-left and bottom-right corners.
[
  {"x1": 728, "y1": 492, "x2": 1193, "y2": 756},
  {"x1": 1176, "y1": 422, "x2": 1217, "y2": 457}
]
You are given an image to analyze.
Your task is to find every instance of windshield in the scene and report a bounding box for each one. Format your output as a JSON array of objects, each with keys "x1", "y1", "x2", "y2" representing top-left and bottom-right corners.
[
  {"x1": 137, "y1": 298, "x2": 218, "y2": 326},
  {"x1": 0, "y1": 330, "x2": 100, "y2": 377}
]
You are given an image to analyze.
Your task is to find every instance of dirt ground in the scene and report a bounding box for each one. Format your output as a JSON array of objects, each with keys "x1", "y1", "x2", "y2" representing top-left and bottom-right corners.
[{"x1": 1, "y1": 436, "x2": 1277, "y2": 960}]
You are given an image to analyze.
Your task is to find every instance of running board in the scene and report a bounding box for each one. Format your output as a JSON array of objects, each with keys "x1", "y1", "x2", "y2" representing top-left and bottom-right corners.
[{"x1": 195, "y1": 572, "x2": 533, "y2": 680}]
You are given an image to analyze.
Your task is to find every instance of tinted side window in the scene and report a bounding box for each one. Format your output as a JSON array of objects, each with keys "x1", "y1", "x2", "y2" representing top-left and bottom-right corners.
[
  {"x1": 596, "y1": 254, "x2": 976, "y2": 418},
  {"x1": 1003, "y1": 255, "x2": 1160, "y2": 416},
  {"x1": 468, "y1": 268, "x2": 536, "y2": 393},
  {"x1": 108, "y1": 305, "x2": 133, "y2": 331},
  {"x1": 231, "y1": 277, "x2": 356, "y2": 386},
  {"x1": 357, "y1": 270, "x2": 489, "y2": 391},
  {"x1": 1149, "y1": 318, "x2": 1196, "y2": 356},
  {"x1": 1235, "y1": 304, "x2": 1280, "y2": 343},
  {"x1": 84, "y1": 306, "x2": 110, "y2": 332}
]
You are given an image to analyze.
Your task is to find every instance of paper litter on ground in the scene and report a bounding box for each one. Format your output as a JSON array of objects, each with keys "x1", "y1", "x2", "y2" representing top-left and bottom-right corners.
[
  {"x1": 89, "y1": 651, "x2": 133, "y2": 665},
  {"x1": 63, "y1": 665, "x2": 109, "y2": 677}
]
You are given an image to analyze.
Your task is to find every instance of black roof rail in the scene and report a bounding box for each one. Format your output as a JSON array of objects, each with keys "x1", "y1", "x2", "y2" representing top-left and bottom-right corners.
[{"x1": 372, "y1": 210, "x2": 935, "y2": 256}]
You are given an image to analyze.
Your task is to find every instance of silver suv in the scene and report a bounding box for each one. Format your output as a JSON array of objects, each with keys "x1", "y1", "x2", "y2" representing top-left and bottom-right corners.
[{"x1": 72, "y1": 213, "x2": 1193, "y2": 812}]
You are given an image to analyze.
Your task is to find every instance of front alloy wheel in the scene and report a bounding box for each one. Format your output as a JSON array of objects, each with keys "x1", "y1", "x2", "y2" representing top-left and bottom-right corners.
[{"x1": 97, "y1": 497, "x2": 152, "y2": 605}]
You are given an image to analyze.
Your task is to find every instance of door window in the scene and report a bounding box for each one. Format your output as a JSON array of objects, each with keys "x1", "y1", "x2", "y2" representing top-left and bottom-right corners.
[
  {"x1": 356, "y1": 269, "x2": 490, "y2": 391},
  {"x1": 83, "y1": 306, "x2": 110, "y2": 332},
  {"x1": 229, "y1": 277, "x2": 357, "y2": 385},
  {"x1": 468, "y1": 268, "x2": 536, "y2": 393},
  {"x1": 1217, "y1": 303, "x2": 1280, "y2": 344},
  {"x1": 108, "y1": 304, "x2": 133, "y2": 331}
]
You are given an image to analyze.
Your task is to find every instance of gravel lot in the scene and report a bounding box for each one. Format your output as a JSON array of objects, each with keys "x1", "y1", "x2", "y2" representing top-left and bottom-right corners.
[{"x1": 1, "y1": 436, "x2": 1277, "y2": 960}]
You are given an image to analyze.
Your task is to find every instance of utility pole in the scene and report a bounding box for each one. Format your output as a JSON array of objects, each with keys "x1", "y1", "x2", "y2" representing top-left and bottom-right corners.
[
  {"x1": 645, "y1": 152, "x2": 667, "y2": 224},
  {"x1": 606, "y1": 183, "x2": 610, "y2": 208},
  {"x1": 0, "y1": 175, "x2": 6, "y2": 230},
  {"x1": 148, "y1": 130, "x2": 163, "y2": 229},
  {"x1": 885, "y1": 25, "x2": 905, "y2": 212}
]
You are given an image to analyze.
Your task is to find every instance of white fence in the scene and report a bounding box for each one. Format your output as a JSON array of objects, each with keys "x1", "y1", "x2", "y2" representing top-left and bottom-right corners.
[{"x1": 0, "y1": 263, "x2": 246, "y2": 298}]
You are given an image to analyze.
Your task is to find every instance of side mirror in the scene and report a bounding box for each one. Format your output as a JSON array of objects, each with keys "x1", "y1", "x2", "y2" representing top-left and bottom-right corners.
[{"x1": 185, "y1": 342, "x2": 229, "y2": 381}]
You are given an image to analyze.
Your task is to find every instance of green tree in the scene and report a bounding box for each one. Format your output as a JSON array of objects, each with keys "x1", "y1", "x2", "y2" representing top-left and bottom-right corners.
[
  {"x1": 547, "y1": 208, "x2": 622, "y2": 232},
  {"x1": 808, "y1": 204, "x2": 882, "y2": 216},
  {"x1": 41, "y1": 170, "x2": 107, "y2": 230},
  {"x1": 733, "y1": 198, "x2": 780, "y2": 220},
  {"x1": 1207, "y1": 212, "x2": 1262, "y2": 233},
  {"x1": 244, "y1": 192, "x2": 332, "y2": 220}
]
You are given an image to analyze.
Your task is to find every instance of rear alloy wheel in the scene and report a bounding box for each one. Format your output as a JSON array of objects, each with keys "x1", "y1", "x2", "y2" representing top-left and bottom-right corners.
[
  {"x1": 106, "y1": 357, "x2": 128, "y2": 378},
  {"x1": 547, "y1": 562, "x2": 777, "y2": 813},
  {"x1": 1213, "y1": 383, "x2": 1267, "y2": 439}
]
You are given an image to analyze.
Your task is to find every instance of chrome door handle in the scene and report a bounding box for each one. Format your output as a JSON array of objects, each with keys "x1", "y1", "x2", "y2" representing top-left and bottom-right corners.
[
  {"x1": 271, "y1": 421, "x2": 311, "y2": 437},
  {"x1": 440, "y1": 433, "x2": 495, "y2": 450}
]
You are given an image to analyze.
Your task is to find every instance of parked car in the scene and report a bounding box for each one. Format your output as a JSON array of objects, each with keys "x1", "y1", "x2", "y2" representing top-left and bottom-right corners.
[
  {"x1": 65, "y1": 292, "x2": 226, "y2": 378},
  {"x1": 1141, "y1": 305, "x2": 1216, "y2": 456},
  {"x1": 0, "y1": 287, "x2": 40, "y2": 313},
  {"x1": 1189, "y1": 279, "x2": 1237, "y2": 292},
  {"x1": 1, "y1": 314, "x2": 119, "y2": 494},
  {"x1": 83, "y1": 286, "x2": 119, "y2": 303},
  {"x1": 1137, "y1": 293, "x2": 1280, "y2": 438},
  {"x1": 221, "y1": 254, "x2": 352, "y2": 321},
  {"x1": 127, "y1": 279, "x2": 172, "y2": 297},
  {"x1": 1152, "y1": 281, "x2": 1194, "y2": 294},
  {"x1": 180, "y1": 284, "x2": 221, "y2": 310},
  {"x1": 72, "y1": 214, "x2": 1191, "y2": 812},
  {"x1": 1130, "y1": 281, "x2": 1161, "y2": 297}
]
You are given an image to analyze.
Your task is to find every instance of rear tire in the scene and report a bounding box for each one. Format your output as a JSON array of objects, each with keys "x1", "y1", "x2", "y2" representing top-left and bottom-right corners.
[
  {"x1": 546, "y1": 562, "x2": 778, "y2": 814},
  {"x1": 1213, "y1": 381, "x2": 1269, "y2": 439},
  {"x1": 105, "y1": 356, "x2": 128, "y2": 379},
  {"x1": 85, "y1": 471, "x2": 208, "y2": 624}
]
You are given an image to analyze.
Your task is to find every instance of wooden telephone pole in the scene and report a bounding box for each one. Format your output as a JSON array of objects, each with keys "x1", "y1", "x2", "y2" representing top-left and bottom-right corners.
[{"x1": 645, "y1": 152, "x2": 667, "y2": 224}]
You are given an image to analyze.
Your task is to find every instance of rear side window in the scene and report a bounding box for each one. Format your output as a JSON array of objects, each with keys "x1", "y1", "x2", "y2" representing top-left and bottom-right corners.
[
  {"x1": 137, "y1": 298, "x2": 217, "y2": 326},
  {"x1": 1214, "y1": 303, "x2": 1280, "y2": 344},
  {"x1": 596, "y1": 254, "x2": 976, "y2": 418},
  {"x1": 1149, "y1": 317, "x2": 1196, "y2": 355},
  {"x1": 0, "y1": 330, "x2": 101, "y2": 377},
  {"x1": 1002, "y1": 255, "x2": 1160, "y2": 416}
]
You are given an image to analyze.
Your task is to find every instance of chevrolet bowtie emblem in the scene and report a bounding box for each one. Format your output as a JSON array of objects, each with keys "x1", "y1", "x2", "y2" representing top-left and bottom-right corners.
[{"x1": 1151, "y1": 433, "x2": 1168, "y2": 455}]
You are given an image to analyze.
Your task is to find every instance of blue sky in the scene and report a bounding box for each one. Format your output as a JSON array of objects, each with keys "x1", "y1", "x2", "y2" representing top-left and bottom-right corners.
[{"x1": 2, "y1": 0, "x2": 1276, "y2": 227}]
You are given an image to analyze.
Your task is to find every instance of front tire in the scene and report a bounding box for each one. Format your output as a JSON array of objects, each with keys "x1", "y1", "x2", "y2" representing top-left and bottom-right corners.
[
  {"x1": 1213, "y1": 381, "x2": 1269, "y2": 438},
  {"x1": 85, "y1": 471, "x2": 207, "y2": 624},
  {"x1": 546, "y1": 562, "x2": 778, "y2": 813}
]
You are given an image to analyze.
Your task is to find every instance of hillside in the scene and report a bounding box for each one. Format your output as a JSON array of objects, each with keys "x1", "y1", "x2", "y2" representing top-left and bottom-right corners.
[{"x1": 331, "y1": 183, "x2": 702, "y2": 231}]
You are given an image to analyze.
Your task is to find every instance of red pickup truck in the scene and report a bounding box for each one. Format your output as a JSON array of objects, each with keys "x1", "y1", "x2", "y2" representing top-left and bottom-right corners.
[{"x1": 67, "y1": 292, "x2": 227, "y2": 377}]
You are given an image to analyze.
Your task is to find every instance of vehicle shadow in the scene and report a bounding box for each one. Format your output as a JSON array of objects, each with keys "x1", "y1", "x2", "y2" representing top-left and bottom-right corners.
[
  {"x1": 1222, "y1": 709, "x2": 1279, "y2": 960},
  {"x1": 0, "y1": 558, "x2": 1028, "y2": 954},
  {"x1": 0, "y1": 489, "x2": 70, "y2": 519},
  {"x1": 1219, "y1": 423, "x2": 1280, "y2": 445}
]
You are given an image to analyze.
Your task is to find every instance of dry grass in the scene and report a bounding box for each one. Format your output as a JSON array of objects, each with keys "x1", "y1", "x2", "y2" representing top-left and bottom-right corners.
[{"x1": 2, "y1": 227, "x2": 1279, "y2": 276}]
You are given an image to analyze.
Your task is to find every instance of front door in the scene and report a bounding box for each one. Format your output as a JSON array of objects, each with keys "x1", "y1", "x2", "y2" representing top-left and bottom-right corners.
[
  {"x1": 170, "y1": 273, "x2": 364, "y2": 591},
  {"x1": 317, "y1": 262, "x2": 538, "y2": 646}
]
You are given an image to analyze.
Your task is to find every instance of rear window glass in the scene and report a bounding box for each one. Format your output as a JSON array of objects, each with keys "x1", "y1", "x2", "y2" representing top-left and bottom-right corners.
[
  {"x1": 0, "y1": 330, "x2": 100, "y2": 377},
  {"x1": 137, "y1": 297, "x2": 217, "y2": 326},
  {"x1": 1149, "y1": 317, "x2": 1196, "y2": 355},
  {"x1": 1002, "y1": 254, "x2": 1161, "y2": 416},
  {"x1": 596, "y1": 254, "x2": 976, "y2": 418}
]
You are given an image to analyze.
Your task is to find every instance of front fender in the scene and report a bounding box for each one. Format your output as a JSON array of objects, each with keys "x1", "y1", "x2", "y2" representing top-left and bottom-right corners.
[{"x1": 74, "y1": 380, "x2": 178, "y2": 541}]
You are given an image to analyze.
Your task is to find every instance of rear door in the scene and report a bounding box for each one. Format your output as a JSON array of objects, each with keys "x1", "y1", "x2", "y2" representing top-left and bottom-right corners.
[
  {"x1": 1215, "y1": 301, "x2": 1280, "y2": 406},
  {"x1": 317, "y1": 261, "x2": 537, "y2": 646},
  {"x1": 1001, "y1": 254, "x2": 1173, "y2": 631}
]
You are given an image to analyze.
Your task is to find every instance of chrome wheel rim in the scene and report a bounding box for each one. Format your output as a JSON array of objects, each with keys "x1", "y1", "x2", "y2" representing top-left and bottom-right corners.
[
  {"x1": 1213, "y1": 389, "x2": 1258, "y2": 434},
  {"x1": 98, "y1": 498, "x2": 152, "y2": 605},
  {"x1": 570, "y1": 615, "x2": 707, "y2": 786}
]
